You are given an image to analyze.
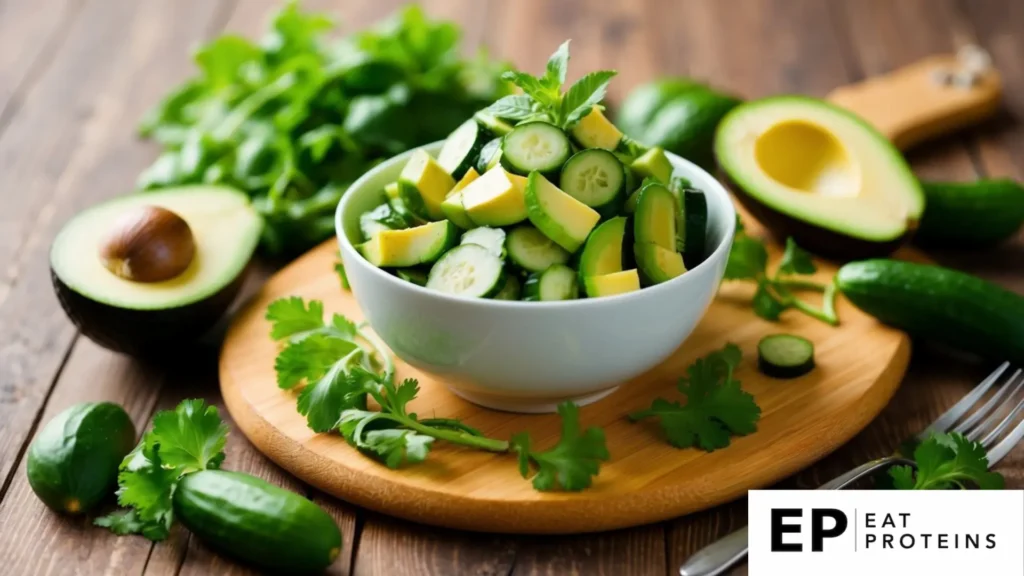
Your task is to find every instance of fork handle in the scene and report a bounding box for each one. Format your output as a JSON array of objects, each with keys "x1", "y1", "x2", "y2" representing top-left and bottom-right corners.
[
  {"x1": 817, "y1": 456, "x2": 902, "y2": 490},
  {"x1": 678, "y1": 527, "x2": 749, "y2": 576}
]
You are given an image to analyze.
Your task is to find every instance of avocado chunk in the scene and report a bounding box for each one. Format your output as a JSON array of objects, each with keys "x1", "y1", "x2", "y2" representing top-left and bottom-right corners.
[
  {"x1": 583, "y1": 269, "x2": 641, "y2": 298},
  {"x1": 571, "y1": 106, "x2": 624, "y2": 151},
  {"x1": 715, "y1": 96, "x2": 924, "y2": 259},
  {"x1": 635, "y1": 243, "x2": 687, "y2": 284},
  {"x1": 398, "y1": 149, "x2": 456, "y2": 221},
  {"x1": 579, "y1": 216, "x2": 627, "y2": 277},
  {"x1": 461, "y1": 167, "x2": 529, "y2": 227},
  {"x1": 358, "y1": 220, "x2": 458, "y2": 267},
  {"x1": 50, "y1": 186, "x2": 261, "y2": 357},
  {"x1": 631, "y1": 147, "x2": 674, "y2": 184},
  {"x1": 633, "y1": 182, "x2": 678, "y2": 250},
  {"x1": 440, "y1": 168, "x2": 481, "y2": 229},
  {"x1": 524, "y1": 172, "x2": 601, "y2": 253}
]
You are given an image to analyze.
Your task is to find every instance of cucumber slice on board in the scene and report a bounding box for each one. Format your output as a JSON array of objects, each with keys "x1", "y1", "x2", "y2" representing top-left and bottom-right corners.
[
  {"x1": 570, "y1": 106, "x2": 624, "y2": 151},
  {"x1": 461, "y1": 227, "x2": 506, "y2": 259},
  {"x1": 583, "y1": 269, "x2": 641, "y2": 298},
  {"x1": 461, "y1": 168, "x2": 529, "y2": 227},
  {"x1": 438, "y1": 119, "x2": 490, "y2": 180},
  {"x1": 358, "y1": 220, "x2": 458, "y2": 267},
  {"x1": 501, "y1": 122, "x2": 572, "y2": 175},
  {"x1": 476, "y1": 138, "x2": 503, "y2": 174},
  {"x1": 683, "y1": 189, "x2": 708, "y2": 268},
  {"x1": 525, "y1": 172, "x2": 601, "y2": 253},
  {"x1": 757, "y1": 334, "x2": 815, "y2": 378},
  {"x1": 578, "y1": 216, "x2": 627, "y2": 278},
  {"x1": 492, "y1": 274, "x2": 521, "y2": 300},
  {"x1": 634, "y1": 242, "x2": 687, "y2": 285},
  {"x1": 633, "y1": 182, "x2": 678, "y2": 250},
  {"x1": 559, "y1": 149, "x2": 626, "y2": 212},
  {"x1": 506, "y1": 224, "x2": 570, "y2": 273},
  {"x1": 523, "y1": 264, "x2": 578, "y2": 301},
  {"x1": 426, "y1": 244, "x2": 506, "y2": 298}
]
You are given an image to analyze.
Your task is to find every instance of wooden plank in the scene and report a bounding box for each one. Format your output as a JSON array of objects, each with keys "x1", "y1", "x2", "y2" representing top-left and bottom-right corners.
[{"x1": 511, "y1": 525, "x2": 665, "y2": 576}]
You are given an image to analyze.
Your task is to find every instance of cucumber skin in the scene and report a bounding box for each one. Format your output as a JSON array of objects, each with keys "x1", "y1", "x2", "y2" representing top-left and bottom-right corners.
[
  {"x1": 174, "y1": 470, "x2": 342, "y2": 574},
  {"x1": 836, "y1": 259, "x2": 1024, "y2": 363},
  {"x1": 916, "y1": 179, "x2": 1024, "y2": 247},
  {"x1": 27, "y1": 402, "x2": 136, "y2": 514}
]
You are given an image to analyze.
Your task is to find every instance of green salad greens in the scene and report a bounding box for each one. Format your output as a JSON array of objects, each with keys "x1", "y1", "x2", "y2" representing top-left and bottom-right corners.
[{"x1": 138, "y1": 1, "x2": 510, "y2": 256}]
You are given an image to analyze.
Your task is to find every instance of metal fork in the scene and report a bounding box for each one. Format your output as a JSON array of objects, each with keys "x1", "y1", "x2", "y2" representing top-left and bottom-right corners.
[{"x1": 678, "y1": 362, "x2": 1024, "y2": 576}]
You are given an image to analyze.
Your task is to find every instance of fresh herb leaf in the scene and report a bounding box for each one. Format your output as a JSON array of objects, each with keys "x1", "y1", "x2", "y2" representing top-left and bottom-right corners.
[
  {"x1": 561, "y1": 70, "x2": 617, "y2": 127},
  {"x1": 360, "y1": 429, "x2": 435, "y2": 468},
  {"x1": 266, "y1": 297, "x2": 329, "y2": 339},
  {"x1": 724, "y1": 235, "x2": 768, "y2": 281},
  {"x1": 630, "y1": 344, "x2": 761, "y2": 451},
  {"x1": 511, "y1": 402, "x2": 609, "y2": 491},
  {"x1": 501, "y1": 70, "x2": 559, "y2": 108},
  {"x1": 484, "y1": 94, "x2": 539, "y2": 121},
  {"x1": 297, "y1": 360, "x2": 371, "y2": 432},
  {"x1": 93, "y1": 509, "x2": 148, "y2": 536},
  {"x1": 149, "y1": 399, "x2": 229, "y2": 473},
  {"x1": 751, "y1": 283, "x2": 787, "y2": 321},
  {"x1": 890, "y1": 432, "x2": 1004, "y2": 490},
  {"x1": 777, "y1": 237, "x2": 817, "y2": 275},
  {"x1": 543, "y1": 40, "x2": 570, "y2": 90}
]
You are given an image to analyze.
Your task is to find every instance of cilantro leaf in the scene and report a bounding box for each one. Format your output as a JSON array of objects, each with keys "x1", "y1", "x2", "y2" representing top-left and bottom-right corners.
[
  {"x1": 890, "y1": 432, "x2": 1004, "y2": 490},
  {"x1": 630, "y1": 343, "x2": 760, "y2": 451},
  {"x1": 511, "y1": 402, "x2": 609, "y2": 491},
  {"x1": 360, "y1": 429, "x2": 434, "y2": 468},
  {"x1": 297, "y1": 357, "x2": 371, "y2": 432},
  {"x1": 275, "y1": 333, "x2": 357, "y2": 389},
  {"x1": 561, "y1": 70, "x2": 617, "y2": 127},
  {"x1": 150, "y1": 399, "x2": 229, "y2": 473},
  {"x1": 484, "y1": 94, "x2": 537, "y2": 121},
  {"x1": 751, "y1": 283, "x2": 786, "y2": 321},
  {"x1": 777, "y1": 237, "x2": 817, "y2": 276},
  {"x1": 94, "y1": 509, "x2": 147, "y2": 536},
  {"x1": 114, "y1": 443, "x2": 178, "y2": 540},
  {"x1": 335, "y1": 260, "x2": 350, "y2": 290},
  {"x1": 542, "y1": 40, "x2": 570, "y2": 89},
  {"x1": 724, "y1": 235, "x2": 768, "y2": 280},
  {"x1": 266, "y1": 297, "x2": 327, "y2": 340}
]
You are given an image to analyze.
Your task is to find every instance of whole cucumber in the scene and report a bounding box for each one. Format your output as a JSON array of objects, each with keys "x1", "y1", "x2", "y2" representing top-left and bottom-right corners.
[
  {"x1": 173, "y1": 470, "x2": 342, "y2": 574},
  {"x1": 27, "y1": 402, "x2": 136, "y2": 514},
  {"x1": 836, "y1": 259, "x2": 1024, "y2": 362},
  {"x1": 916, "y1": 179, "x2": 1024, "y2": 247}
]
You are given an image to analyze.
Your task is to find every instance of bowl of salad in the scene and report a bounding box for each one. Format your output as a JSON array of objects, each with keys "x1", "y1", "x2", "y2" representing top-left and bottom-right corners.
[{"x1": 336, "y1": 49, "x2": 735, "y2": 413}]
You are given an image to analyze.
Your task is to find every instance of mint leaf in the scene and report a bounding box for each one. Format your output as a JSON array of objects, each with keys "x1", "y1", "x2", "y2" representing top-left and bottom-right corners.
[
  {"x1": 484, "y1": 94, "x2": 538, "y2": 121},
  {"x1": 501, "y1": 70, "x2": 559, "y2": 108},
  {"x1": 777, "y1": 237, "x2": 817, "y2": 276},
  {"x1": 542, "y1": 40, "x2": 570, "y2": 90},
  {"x1": 511, "y1": 402, "x2": 609, "y2": 491},
  {"x1": 150, "y1": 399, "x2": 229, "y2": 473},
  {"x1": 561, "y1": 70, "x2": 616, "y2": 127}
]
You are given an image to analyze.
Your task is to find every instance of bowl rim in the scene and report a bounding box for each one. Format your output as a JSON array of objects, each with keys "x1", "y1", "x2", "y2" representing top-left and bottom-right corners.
[{"x1": 336, "y1": 142, "x2": 736, "y2": 309}]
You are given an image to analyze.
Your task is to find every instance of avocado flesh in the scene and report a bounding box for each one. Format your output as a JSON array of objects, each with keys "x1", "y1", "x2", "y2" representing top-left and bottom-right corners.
[{"x1": 716, "y1": 96, "x2": 924, "y2": 259}]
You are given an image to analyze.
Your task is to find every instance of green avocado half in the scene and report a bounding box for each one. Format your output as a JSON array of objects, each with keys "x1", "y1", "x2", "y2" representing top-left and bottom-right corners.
[
  {"x1": 715, "y1": 96, "x2": 924, "y2": 260},
  {"x1": 50, "y1": 186, "x2": 262, "y2": 357}
]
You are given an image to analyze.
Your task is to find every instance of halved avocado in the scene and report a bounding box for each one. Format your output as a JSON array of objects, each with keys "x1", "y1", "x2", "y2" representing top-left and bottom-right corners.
[
  {"x1": 50, "y1": 186, "x2": 261, "y2": 357},
  {"x1": 715, "y1": 96, "x2": 924, "y2": 259}
]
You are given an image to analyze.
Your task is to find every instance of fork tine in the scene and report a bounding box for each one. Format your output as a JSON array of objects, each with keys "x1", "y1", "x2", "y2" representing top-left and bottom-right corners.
[
  {"x1": 975, "y1": 393, "x2": 1024, "y2": 446},
  {"x1": 918, "y1": 361, "x2": 1010, "y2": 441},
  {"x1": 984, "y1": 416, "x2": 1024, "y2": 467},
  {"x1": 955, "y1": 369, "x2": 1023, "y2": 436}
]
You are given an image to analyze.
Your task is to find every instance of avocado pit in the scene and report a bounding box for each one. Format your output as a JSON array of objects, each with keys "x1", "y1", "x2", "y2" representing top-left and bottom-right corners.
[{"x1": 99, "y1": 205, "x2": 195, "y2": 283}]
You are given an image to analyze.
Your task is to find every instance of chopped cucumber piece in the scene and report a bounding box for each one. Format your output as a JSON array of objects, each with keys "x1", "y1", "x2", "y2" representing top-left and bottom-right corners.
[
  {"x1": 570, "y1": 106, "x2": 623, "y2": 151},
  {"x1": 426, "y1": 244, "x2": 505, "y2": 299},
  {"x1": 524, "y1": 264, "x2": 578, "y2": 301},
  {"x1": 395, "y1": 267, "x2": 429, "y2": 286},
  {"x1": 501, "y1": 122, "x2": 572, "y2": 175},
  {"x1": 360, "y1": 202, "x2": 407, "y2": 241},
  {"x1": 559, "y1": 149, "x2": 625, "y2": 211},
  {"x1": 579, "y1": 216, "x2": 627, "y2": 277},
  {"x1": 757, "y1": 334, "x2": 815, "y2": 379},
  {"x1": 474, "y1": 111, "x2": 514, "y2": 136},
  {"x1": 631, "y1": 147, "x2": 673, "y2": 184},
  {"x1": 461, "y1": 227, "x2": 506, "y2": 259},
  {"x1": 506, "y1": 225, "x2": 570, "y2": 273},
  {"x1": 492, "y1": 274, "x2": 521, "y2": 300},
  {"x1": 525, "y1": 172, "x2": 601, "y2": 253},
  {"x1": 439, "y1": 119, "x2": 489, "y2": 180},
  {"x1": 358, "y1": 220, "x2": 458, "y2": 267},
  {"x1": 634, "y1": 242, "x2": 687, "y2": 284},
  {"x1": 461, "y1": 167, "x2": 528, "y2": 227},
  {"x1": 683, "y1": 189, "x2": 708, "y2": 268},
  {"x1": 384, "y1": 182, "x2": 400, "y2": 201},
  {"x1": 583, "y1": 269, "x2": 641, "y2": 298},
  {"x1": 440, "y1": 168, "x2": 480, "y2": 229},
  {"x1": 633, "y1": 182, "x2": 677, "y2": 250},
  {"x1": 476, "y1": 138, "x2": 502, "y2": 174},
  {"x1": 398, "y1": 149, "x2": 455, "y2": 220}
]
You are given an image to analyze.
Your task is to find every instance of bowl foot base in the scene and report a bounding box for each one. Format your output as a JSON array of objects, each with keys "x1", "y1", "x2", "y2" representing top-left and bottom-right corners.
[{"x1": 446, "y1": 386, "x2": 619, "y2": 414}]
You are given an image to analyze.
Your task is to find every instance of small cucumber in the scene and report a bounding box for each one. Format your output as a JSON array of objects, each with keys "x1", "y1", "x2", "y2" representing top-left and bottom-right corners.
[
  {"x1": 836, "y1": 259, "x2": 1024, "y2": 363},
  {"x1": 173, "y1": 470, "x2": 342, "y2": 574},
  {"x1": 916, "y1": 179, "x2": 1024, "y2": 247}
]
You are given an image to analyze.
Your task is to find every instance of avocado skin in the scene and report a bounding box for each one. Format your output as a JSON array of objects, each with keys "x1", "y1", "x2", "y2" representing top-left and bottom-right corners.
[
  {"x1": 51, "y1": 267, "x2": 246, "y2": 358},
  {"x1": 722, "y1": 171, "x2": 912, "y2": 261}
]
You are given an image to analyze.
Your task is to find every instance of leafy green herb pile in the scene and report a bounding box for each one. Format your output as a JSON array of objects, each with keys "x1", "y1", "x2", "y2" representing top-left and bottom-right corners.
[
  {"x1": 891, "y1": 432, "x2": 1004, "y2": 490},
  {"x1": 95, "y1": 400, "x2": 228, "y2": 540},
  {"x1": 630, "y1": 343, "x2": 761, "y2": 450},
  {"x1": 139, "y1": 1, "x2": 510, "y2": 256},
  {"x1": 267, "y1": 296, "x2": 609, "y2": 491},
  {"x1": 724, "y1": 216, "x2": 839, "y2": 325}
]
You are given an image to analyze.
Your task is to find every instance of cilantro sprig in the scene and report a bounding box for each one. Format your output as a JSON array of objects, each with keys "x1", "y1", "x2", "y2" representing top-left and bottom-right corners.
[
  {"x1": 267, "y1": 296, "x2": 608, "y2": 491},
  {"x1": 95, "y1": 400, "x2": 229, "y2": 541},
  {"x1": 890, "y1": 432, "x2": 1004, "y2": 490},
  {"x1": 484, "y1": 41, "x2": 616, "y2": 129},
  {"x1": 725, "y1": 217, "x2": 839, "y2": 326},
  {"x1": 630, "y1": 344, "x2": 761, "y2": 451}
]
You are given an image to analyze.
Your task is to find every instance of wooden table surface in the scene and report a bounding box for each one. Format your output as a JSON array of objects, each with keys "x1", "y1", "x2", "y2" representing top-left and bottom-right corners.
[{"x1": 0, "y1": 1, "x2": 1021, "y2": 574}]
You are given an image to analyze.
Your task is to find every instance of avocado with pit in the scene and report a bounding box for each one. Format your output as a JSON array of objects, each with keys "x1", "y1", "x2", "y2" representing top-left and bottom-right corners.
[
  {"x1": 50, "y1": 186, "x2": 262, "y2": 357},
  {"x1": 715, "y1": 96, "x2": 924, "y2": 260}
]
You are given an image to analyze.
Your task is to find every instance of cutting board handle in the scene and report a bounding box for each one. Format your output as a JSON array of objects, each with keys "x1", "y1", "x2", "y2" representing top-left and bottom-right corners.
[{"x1": 827, "y1": 45, "x2": 1002, "y2": 150}]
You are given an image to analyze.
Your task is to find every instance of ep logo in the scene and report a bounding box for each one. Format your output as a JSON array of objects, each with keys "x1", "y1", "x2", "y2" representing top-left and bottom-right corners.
[{"x1": 770, "y1": 508, "x2": 848, "y2": 552}]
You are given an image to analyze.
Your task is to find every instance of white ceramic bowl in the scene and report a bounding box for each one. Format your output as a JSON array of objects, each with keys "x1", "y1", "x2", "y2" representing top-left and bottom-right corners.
[{"x1": 337, "y1": 142, "x2": 735, "y2": 413}]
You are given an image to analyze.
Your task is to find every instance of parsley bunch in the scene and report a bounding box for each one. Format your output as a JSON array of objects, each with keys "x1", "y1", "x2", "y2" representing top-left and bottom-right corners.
[
  {"x1": 267, "y1": 296, "x2": 609, "y2": 491},
  {"x1": 630, "y1": 344, "x2": 761, "y2": 451},
  {"x1": 890, "y1": 432, "x2": 1004, "y2": 490},
  {"x1": 725, "y1": 217, "x2": 839, "y2": 326},
  {"x1": 95, "y1": 400, "x2": 229, "y2": 540}
]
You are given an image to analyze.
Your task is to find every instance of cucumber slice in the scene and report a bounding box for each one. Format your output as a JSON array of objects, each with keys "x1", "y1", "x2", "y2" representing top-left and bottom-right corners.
[
  {"x1": 398, "y1": 149, "x2": 455, "y2": 220},
  {"x1": 492, "y1": 274, "x2": 521, "y2": 300},
  {"x1": 461, "y1": 168, "x2": 529, "y2": 227},
  {"x1": 570, "y1": 106, "x2": 623, "y2": 150},
  {"x1": 757, "y1": 334, "x2": 815, "y2": 378},
  {"x1": 440, "y1": 168, "x2": 480, "y2": 229},
  {"x1": 426, "y1": 244, "x2": 505, "y2": 298},
  {"x1": 634, "y1": 242, "x2": 687, "y2": 284},
  {"x1": 523, "y1": 264, "x2": 578, "y2": 301},
  {"x1": 474, "y1": 111, "x2": 514, "y2": 136},
  {"x1": 559, "y1": 149, "x2": 625, "y2": 211},
  {"x1": 461, "y1": 227, "x2": 506, "y2": 259},
  {"x1": 583, "y1": 269, "x2": 641, "y2": 298},
  {"x1": 633, "y1": 182, "x2": 677, "y2": 250},
  {"x1": 438, "y1": 119, "x2": 489, "y2": 180},
  {"x1": 683, "y1": 189, "x2": 708, "y2": 268},
  {"x1": 476, "y1": 138, "x2": 502, "y2": 174},
  {"x1": 360, "y1": 202, "x2": 407, "y2": 241},
  {"x1": 506, "y1": 225, "x2": 570, "y2": 273},
  {"x1": 395, "y1": 267, "x2": 429, "y2": 286},
  {"x1": 358, "y1": 220, "x2": 458, "y2": 267},
  {"x1": 525, "y1": 172, "x2": 601, "y2": 253},
  {"x1": 501, "y1": 122, "x2": 572, "y2": 175},
  {"x1": 579, "y1": 216, "x2": 627, "y2": 277},
  {"x1": 631, "y1": 147, "x2": 673, "y2": 184}
]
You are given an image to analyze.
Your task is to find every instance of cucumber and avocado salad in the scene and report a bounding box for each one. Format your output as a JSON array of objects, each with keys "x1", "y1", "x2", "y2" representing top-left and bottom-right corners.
[
  {"x1": 525, "y1": 171, "x2": 601, "y2": 253},
  {"x1": 396, "y1": 267, "x2": 429, "y2": 286},
  {"x1": 461, "y1": 226, "x2": 506, "y2": 258},
  {"x1": 476, "y1": 138, "x2": 503, "y2": 173},
  {"x1": 631, "y1": 147, "x2": 673, "y2": 184},
  {"x1": 27, "y1": 402, "x2": 136, "y2": 514},
  {"x1": 635, "y1": 243, "x2": 686, "y2": 284},
  {"x1": 426, "y1": 244, "x2": 505, "y2": 298},
  {"x1": 837, "y1": 259, "x2": 1024, "y2": 363},
  {"x1": 559, "y1": 149, "x2": 625, "y2": 213},
  {"x1": 461, "y1": 167, "x2": 529, "y2": 227},
  {"x1": 360, "y1": 202, "x2": 408, "y2": 240},
  {"x1": 493, "y1": 274, "x2": 522, "y2": 300},
  {"x1": 440, "y1": 168, "x2": 481, "y2": 229},
  {"x1": 359, "y1": 220, "x2": 458, "y2": 267},
  {"x1": 570, "y1": 106, "x2": 624, "y2": 151},
  {"x1": 583, "y1": 269, "x2": 642, "y2": 298},
  {"x1": 757, "y1": 334, "x2": 815, "y2": 378},
  {"x1": 634, "y1": 182, "x2": 677, "y2": 249},
  {"x1": 524, "y1": 264, "x2": 578, "y2": 301},
  {"x1": 473, "y1": 110, "x2": 514, "y2": 136},
  {"x1": 398, "y1": 149, "x2": 455, "y2": 221},
  {"x1": 501, "y1": 122, "x2": 572, "y2": 175},
  {"x1": 438, "y1": 118, "x2": 491, "y2": 180},
  {"x1": 916, "y1": 179, "x2": 1024, "y2": 247},
  {"x1": 507, "y1": 224, "x2": 570, "y2": 272},
  {"x1": 683, "y1": 189, "x2": 708, "y2": 268},
  {"x1": 174, "y1": 470, "x2": 342, "y2": 574}
]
